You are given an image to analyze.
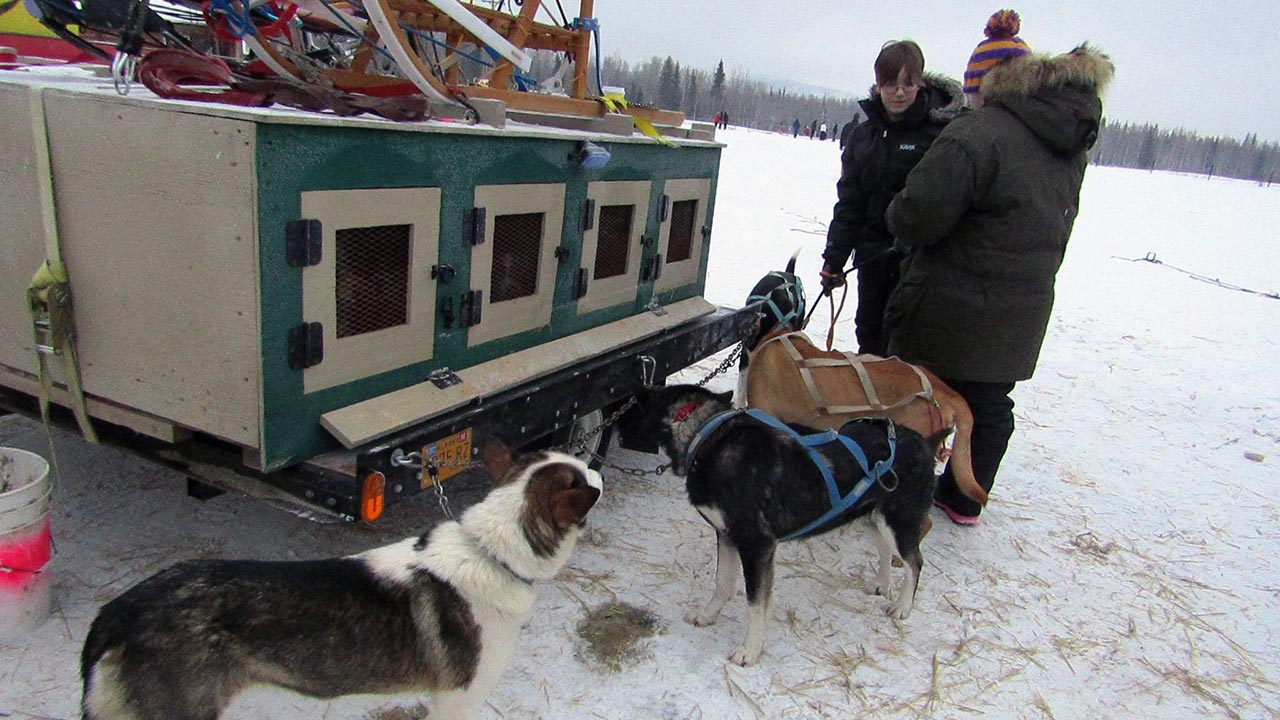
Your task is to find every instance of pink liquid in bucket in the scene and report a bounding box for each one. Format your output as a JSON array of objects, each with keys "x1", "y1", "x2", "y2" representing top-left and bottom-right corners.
[{"x1": 0, "y1": 448, "x2": 53, "y2": 636}]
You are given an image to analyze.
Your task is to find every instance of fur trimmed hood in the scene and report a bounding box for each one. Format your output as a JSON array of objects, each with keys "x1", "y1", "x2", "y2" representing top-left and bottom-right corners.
[
  {"x1": 981, "y1": 44, "x2": 1114, "y2": 101},
  {"x1": 981, "y1": 44, "x2": 1114, "y2": 156}
]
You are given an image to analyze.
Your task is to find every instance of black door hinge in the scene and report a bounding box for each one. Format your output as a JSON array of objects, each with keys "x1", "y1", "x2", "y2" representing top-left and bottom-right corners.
[
  {"x1": 573, "y1": 267, "x2": 589, "y2": 299},
  {"x1": 460, "y1": 290, "x2": 483, "y2": 328},
  {"x1": 440, "y1": 296, "x2": 455, "y2": 328},
  {"x1": 468, "y1": 207, "x2": 487, "y2": 245},
  {"x1": 659, "y1": 194, "x2": 670, "y2": 222},
  {"x1": 581, "y1": 198, "x2": 596, "y2": 231},
  {"x1": 285, "y1": 219, "x2": 322, "y2": 267},
  {"x1": 555, "y1": 246, "x2": 571, "y2": 263},
  {"x1": 287, "y1": 322, "x2": 323, "y2": 370},
  {"x1": 643, "y1": 253, "x2": 664, "y2": 281}
]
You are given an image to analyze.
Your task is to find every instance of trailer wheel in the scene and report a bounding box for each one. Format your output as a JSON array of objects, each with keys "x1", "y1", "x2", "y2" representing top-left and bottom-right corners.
[{"x1": 550, "y1": 408, "x2": 611, "y2": 470}]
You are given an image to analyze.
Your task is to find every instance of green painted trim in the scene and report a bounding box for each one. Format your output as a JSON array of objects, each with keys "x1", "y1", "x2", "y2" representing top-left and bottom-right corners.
[{"x1": 253, "y1": 124, "x2": 722, "y2": 468}]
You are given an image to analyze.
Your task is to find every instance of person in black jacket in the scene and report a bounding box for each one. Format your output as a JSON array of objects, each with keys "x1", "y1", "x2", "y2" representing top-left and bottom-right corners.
[
  {"x1": 820, "y1": 40, "x2": 962, "y2": 356},
  {"x1": 884, "y1": 10, "x2": 1113, "y2": 524}
]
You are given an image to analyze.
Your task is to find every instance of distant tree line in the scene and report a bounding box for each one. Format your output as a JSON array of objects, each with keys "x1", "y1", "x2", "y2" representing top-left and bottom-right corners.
[
  {"x1": 1089, "y1": 121, "x2": 1280, "y2": 184},
  {"x1": 598, "y1": 54, "x2": 1278, "y2": 183},
  {"x1": 601, "y1": 55, "x2": 863, "y2": 134}
]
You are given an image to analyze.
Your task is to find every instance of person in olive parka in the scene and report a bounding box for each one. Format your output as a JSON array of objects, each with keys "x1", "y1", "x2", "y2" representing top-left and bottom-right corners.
[
  {"x1": 884, "y1": 10, "x2": 1115, "y2": 524},
  {"x1": 820, "y1": 40, "x2": 963, "y2": 356}
]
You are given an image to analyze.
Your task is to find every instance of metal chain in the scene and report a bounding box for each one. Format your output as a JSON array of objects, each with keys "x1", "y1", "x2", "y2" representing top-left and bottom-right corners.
[{"x1": 696, "y1": 342, "x2": 743, "y2": 387}]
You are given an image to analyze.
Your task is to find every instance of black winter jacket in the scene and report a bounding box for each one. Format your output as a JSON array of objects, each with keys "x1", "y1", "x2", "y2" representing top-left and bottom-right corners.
[
  {"x1": 823, "y1": 74, "x2": 963, "y2": 270},
  {"x1": 884, "y1": 46, "x2": 1115, "y2": 382}
]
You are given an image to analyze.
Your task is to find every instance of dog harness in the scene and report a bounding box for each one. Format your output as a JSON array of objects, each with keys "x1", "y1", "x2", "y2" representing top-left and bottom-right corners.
[
  {"x1": 685, "y1": 408, "x2": 898, "y2": 541},
  {"x1": 755, "y1": 332, "x2": 944, "y2": 432},
  {"x1": 747, "y1": 271, "x2": 806, "y2": 334}
]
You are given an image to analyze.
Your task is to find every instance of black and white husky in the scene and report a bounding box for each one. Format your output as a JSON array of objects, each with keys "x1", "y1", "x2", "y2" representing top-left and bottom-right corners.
[
  {"x1": 80, "y1": 443, "x2": 602, "y2": 720},
  {"x1": 623, "y1": 384, "x2": 943, "y2": 666}
]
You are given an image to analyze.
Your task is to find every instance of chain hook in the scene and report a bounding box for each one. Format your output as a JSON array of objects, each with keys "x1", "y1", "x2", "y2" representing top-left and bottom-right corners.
[{"x1": 639, "y1": 355, "x2": 657, "y2": 388}]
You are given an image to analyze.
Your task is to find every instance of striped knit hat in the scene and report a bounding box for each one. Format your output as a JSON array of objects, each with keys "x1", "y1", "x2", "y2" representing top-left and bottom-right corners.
[{"x1": 964, "y1": 9, "x2": 1031, "y2": 95}]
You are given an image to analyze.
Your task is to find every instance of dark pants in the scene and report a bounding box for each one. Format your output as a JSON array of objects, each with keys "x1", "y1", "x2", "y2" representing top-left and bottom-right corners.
[
  {"x1": 853, "y1": 261, "x2": 900, "y2": 356},
  {"x1": 934, "y1": 378, "x2": 1016, "y2": 517}
]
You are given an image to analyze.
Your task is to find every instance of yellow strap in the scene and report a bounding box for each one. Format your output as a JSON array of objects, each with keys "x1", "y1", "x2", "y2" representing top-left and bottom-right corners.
[{"x1": 596, "y1": 93, "x2": 674, "y2": 147}]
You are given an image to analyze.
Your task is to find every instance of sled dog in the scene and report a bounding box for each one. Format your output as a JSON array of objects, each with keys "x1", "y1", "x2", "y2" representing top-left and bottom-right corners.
[
  {"x1": 81, "y1": 443, "x2": 602, "y2": 720},
  {"x1": 624, "y1": 384, "x2": 943, "y2": 666}
]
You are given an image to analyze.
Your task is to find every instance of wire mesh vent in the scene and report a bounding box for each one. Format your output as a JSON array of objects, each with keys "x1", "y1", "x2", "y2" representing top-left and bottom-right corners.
[
  {"x1": 594, "y1": 204, "x2": 634, "y2": 279},
  {"x1": 668, "y1": 199, "x2": 697, "y2": 262},
  {"x1": 491, "y1": 212, "x2": 544, "y2": 303},
  {"x1": 335, "y1": 224, "x2": 411, "y2": 339}
]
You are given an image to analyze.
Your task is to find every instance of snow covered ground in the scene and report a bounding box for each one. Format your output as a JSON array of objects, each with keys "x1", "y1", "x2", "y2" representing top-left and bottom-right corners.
[{"x1": 2, "y1": 125, "x2": 1278, "y2": 720}]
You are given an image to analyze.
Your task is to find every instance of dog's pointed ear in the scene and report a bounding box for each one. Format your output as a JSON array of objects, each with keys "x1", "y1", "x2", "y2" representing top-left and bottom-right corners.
[
  {"x1": 551, "y1": 484, "x2": 601, "y2": 530},
  {"x1": 715, "y1": 390, "x2": 734, "y2": 405},
  {"x1": 478, "y1": 437, "x2": 514, "y2": 482}
]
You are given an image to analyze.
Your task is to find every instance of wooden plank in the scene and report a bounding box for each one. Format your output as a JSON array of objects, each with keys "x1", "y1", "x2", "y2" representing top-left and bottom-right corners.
[
  {"x1": 41, "y1": 92, "x2": 263, "y2": 448},
  {"x1": 0, "y1": 364, "x2": 192, "y2": 443},
  {"x1": 457, "y1": 85, "x2": 685, "y2": 127},
  {"x1": 321, "y1": 297, "x2": 715, "y2": 448}
]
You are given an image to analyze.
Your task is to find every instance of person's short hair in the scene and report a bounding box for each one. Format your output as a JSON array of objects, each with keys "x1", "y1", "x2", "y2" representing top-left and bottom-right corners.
[{"x1": 874, "y1": 40, "x2": 925, "y2": 86}]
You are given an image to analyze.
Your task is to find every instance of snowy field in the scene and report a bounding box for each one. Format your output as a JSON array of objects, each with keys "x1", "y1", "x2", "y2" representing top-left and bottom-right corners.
[{"x1": 2, "y1": 125, "x2": 1279, "y2": 720}]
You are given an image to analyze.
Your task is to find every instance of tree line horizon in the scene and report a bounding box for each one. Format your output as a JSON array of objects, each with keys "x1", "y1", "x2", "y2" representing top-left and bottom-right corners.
[{"x1": 601, "y1": 54, "x2": 1279, "y2": 185}]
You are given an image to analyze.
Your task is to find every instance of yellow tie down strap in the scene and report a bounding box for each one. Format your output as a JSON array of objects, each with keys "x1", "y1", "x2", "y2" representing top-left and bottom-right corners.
[
  {"x1": 597, "y1": 93, "x2": 674, "y2": 147},
  {"x1": 28, "y1": 260, "x2": 98, "y2": 443}
]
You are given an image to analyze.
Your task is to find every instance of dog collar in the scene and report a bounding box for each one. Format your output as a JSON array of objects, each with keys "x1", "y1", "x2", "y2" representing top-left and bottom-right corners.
[
  {"x1": 673, "y1": 400, "x2": 702, "y2": 423},
  {"x1": 463, "y1": 529, "x2": 536, "y2": 586}
]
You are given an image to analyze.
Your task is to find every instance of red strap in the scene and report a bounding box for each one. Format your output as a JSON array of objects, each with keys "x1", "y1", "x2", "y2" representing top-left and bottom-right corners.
[{"x1": 138, "y1": 49, "x2": 269, "y2": 107}]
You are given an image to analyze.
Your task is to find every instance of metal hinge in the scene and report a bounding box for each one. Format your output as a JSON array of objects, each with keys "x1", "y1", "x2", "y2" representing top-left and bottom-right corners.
[
  {"x1": 573, "y1": 267, "x2": 589, "y2": 299},
  {"x1": 659, "y1": 194, "x2": 670, "y2": 222},
  {"x1": 643, "y1": 253, "x2": 664, "y2": 281},
  {"x1": 285, "y1": 219, "x2": 322, "y2": 267},
  {"x1": 459, "y1": 290, "x2": 483, "y2": 328},
  {"x1": 427, "y1": 368, "x2": 462, "y2": 389},
  {"x1": 468, "y1": 207, "x2": 486, "y2": 245},
  {"x1": 431, "y1": 263, "x2": 456, "y2": 283},
  {"x1": 581, "y1": 198, "x2": 596, "y2": 231},
  {"x1": 287, "y1": 322, "x2": 323, "y2": 369}
]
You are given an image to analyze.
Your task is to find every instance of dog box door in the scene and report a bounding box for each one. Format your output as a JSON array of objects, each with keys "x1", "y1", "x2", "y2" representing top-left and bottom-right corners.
[
  {"x1": 653, "y1": 178, "x2": 711, "y2": 294},
  {"x1": 299, "y1": 187, "x2": 441, "y2": 393},
  {"x1": 577, "y1": 180, "x2": 650, "y2": 314},
  {"x1": 467, "y1": 183, "x2": 566, "y2": 347}
]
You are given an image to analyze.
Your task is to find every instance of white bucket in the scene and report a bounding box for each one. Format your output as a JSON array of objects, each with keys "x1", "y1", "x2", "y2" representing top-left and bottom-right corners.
[{"x1": 0, "y1": 447, "x2": 54, "y2": 637}]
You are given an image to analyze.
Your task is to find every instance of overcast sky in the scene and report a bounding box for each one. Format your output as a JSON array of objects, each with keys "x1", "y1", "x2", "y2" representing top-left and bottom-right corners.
[{"x1": 598, "y1": 1, "x2": 1279, "y2": 142}]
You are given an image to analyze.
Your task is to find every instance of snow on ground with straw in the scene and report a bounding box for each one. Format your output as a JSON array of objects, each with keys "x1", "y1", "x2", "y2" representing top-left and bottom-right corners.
[{"x1": 2, "y1": 125, "x2": 1278, "y2": 720}]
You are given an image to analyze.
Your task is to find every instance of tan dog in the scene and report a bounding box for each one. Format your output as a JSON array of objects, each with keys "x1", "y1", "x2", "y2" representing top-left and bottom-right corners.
[{"x1": 741, "y1": 330, "x2": 988, "y2": 507}]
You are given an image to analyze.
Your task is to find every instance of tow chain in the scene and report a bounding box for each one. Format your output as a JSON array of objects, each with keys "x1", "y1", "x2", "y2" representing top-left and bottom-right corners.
[{"x1": 387, "y1": 330, "x2": 752, "y2": 514}]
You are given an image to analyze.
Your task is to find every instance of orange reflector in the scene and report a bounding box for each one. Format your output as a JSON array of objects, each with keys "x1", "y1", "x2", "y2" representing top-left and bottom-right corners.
[{"x1": 360, "y1": 471, "x2": 386, "y2": 522}]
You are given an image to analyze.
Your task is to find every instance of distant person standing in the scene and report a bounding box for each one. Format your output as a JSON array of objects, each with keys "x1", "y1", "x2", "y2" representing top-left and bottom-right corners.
[
  {"x1": 883, "y1": 10, "x2": 1114, "y2": 524},
  {"x1": 820, "y1": 39, "x2": 963, "y2": 356},
  {"x1": 819, "y1": 121, "x2": 829, "y2": 140},
  {"x1": 720, "y1": 111, "x2": 729, "y2": 129},
  {"x1": 839, "y1": 111, "x2": 862, "y2": 149},
  {"x1": 809, "y1": 118, "x2": 818, "y2": 139},
  {"x1": 792, "y1": 118, "x2": 801, "y2": 137},
  {"x1": 713, "y1": 111, "x2": 722, "y2": 127},
  {"x1": 831, "y1": 123, "x2": 840, "y2": 142}
]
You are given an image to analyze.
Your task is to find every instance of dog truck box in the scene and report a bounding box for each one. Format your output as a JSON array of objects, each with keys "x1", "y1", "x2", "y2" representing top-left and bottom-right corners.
[{"x1": 0, "y1": 67, "x2": 756, "y2": 522}]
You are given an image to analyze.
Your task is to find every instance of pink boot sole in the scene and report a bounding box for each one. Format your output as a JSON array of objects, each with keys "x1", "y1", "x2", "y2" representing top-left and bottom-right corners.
[{"x1": 934, "y1": 499, "x2": 981, "y2": 526}]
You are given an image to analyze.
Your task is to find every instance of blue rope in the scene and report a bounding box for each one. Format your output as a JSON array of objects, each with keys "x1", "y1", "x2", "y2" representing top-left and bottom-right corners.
[
  {"x1": 313, "y1": 0, "x2": 397, "y2": 65},
  {"x1": 209, "y1": 0, "x2": 252, "y2": 38},
  {"x1": 403, "y1": 29, "x2": 537, "y2": 88}
]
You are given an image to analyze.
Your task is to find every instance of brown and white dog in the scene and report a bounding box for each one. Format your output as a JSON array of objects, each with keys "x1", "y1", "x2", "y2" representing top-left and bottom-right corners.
[
  {"x1": 741, "y1": 260, "x2": 988, "y2": 507},
  {"x1": 80, "y1": 442, "x2": 602, "y2": 720}
]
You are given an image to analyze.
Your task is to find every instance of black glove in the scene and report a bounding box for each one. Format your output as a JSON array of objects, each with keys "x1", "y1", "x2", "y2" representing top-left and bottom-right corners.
[{"x1": 819, "y1": 265, "x2": 846, "y2": 293}]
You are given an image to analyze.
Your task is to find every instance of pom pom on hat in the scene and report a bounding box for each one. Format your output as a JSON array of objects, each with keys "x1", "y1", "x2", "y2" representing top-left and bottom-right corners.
[{"x1": 965, "y1": 9, "x2": 1031, "y2": 95}]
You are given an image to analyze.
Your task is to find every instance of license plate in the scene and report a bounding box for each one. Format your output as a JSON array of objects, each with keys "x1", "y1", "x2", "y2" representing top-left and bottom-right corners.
[{"x1": 421, "y1": 428, "x2": 472, "y2": 489}]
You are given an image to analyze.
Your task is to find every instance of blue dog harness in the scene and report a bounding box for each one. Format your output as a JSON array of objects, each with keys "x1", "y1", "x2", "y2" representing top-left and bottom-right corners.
[
  {"x1": 685, "y1": 408, "x2": 898, "y2": 541},
  {"x1": 747, "y1": 271, "x2": 806, "y2": 334}
]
